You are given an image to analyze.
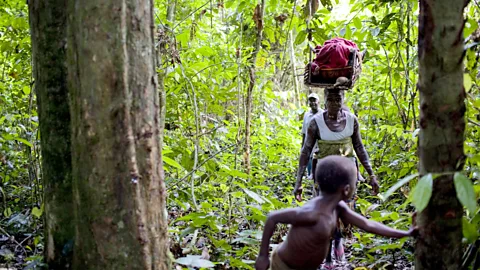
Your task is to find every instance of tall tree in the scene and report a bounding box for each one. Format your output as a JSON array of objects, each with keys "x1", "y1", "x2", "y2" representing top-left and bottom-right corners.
[
  {"x1": 28, "y1": 0, "x2": 74, "y2": 268},
  {"x1": 66, "y1": 0, "x2": 169, "y2": 268},
  {"x1": 415, "y1": 0, "x2": 469, "y2": 269},
  {"x1": 244, "y1": 0, "x2": 265, "y2": 174}
]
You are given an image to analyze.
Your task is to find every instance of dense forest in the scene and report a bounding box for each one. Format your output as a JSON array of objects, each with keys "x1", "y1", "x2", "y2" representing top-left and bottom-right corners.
[{"x1": 1, "y1": 0, "x2": 480, "y2": 269}]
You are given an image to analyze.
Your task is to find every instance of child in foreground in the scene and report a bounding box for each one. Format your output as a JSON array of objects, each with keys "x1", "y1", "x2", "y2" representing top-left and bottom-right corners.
[{"x1": 255, "y1": 156, "x2": 417, "y2": 270}]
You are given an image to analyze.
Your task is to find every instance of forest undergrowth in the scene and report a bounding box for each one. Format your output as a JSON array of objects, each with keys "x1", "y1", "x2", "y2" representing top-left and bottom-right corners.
[{"x1": 1, "y1": 0, "x2": 480, "y2": 269}]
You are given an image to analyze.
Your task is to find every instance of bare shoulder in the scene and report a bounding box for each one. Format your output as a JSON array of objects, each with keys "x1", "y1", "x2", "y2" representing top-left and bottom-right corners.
[
  {"x1": 336, "y1": 200, "x2": 351, "y2": 214},
  {"x1": 344, "y1": 110, "x2": 357, "y2": 120}
]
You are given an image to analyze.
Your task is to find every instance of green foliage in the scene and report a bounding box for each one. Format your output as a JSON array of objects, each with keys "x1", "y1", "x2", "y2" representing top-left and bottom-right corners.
[
  {"x1": 0, "y1": 0, "x2": 479, "y2": 268},
  {"x1": 1, "y1": 0, "x2": 44, "y2": 268}
]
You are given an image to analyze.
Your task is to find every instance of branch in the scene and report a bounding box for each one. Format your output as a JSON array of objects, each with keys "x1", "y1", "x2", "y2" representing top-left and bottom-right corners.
[
  {"x1": 172, "y1": 1, "x2": 210, "y2": 31},
  {"x1": 0, "y1": 226, "x2": 27, "y2": 256},
  {"x1": 382, "y1": 45, "x2": 407, "y2": 128},
  {"x1": 468, "y1": 119, "x2": 480, "y2": 127},
  {"x1": 179, "y1": 63, "x2": 200, "y2": 210}
]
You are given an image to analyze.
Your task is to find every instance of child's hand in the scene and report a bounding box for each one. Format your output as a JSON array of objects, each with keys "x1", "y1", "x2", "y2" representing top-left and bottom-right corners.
[
  {"x1": 407, "y1": 226, "x2": 419, "y2": 237},
  {"x1": 409, "y1": 211, "x2": 419, "y2": 237},
  {"x1": 255, "y1": 255, "x2": 270, "y2": 270}
]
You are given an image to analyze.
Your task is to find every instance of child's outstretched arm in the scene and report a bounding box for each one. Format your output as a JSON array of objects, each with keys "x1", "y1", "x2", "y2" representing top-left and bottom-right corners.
[
  {"x1": 256, "y1": 207, "x2": 318, "y2": 270},
  {"x1": 338, "y1": 201, "x2": 416, "y2": 238}
]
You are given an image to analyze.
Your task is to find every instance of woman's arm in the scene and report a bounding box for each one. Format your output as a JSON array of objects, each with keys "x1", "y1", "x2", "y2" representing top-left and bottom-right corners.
[
  {"x1": 351, "y1": 117, "x2": 374, "y2": 176},
  {"x1": 294, "y1": 119, "x2": 320, "y2": 201},
  {"x1": 351, "y1": 117, "x2": 379, "y2": 193}
]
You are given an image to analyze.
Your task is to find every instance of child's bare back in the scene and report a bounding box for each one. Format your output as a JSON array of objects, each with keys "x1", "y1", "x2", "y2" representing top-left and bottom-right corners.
[
  {"x1": 255, "y1": 156, "x2": 416, "y2": 270},
  {"x1": 275, "y1": 197, "x2": 338, "y2": 269}
]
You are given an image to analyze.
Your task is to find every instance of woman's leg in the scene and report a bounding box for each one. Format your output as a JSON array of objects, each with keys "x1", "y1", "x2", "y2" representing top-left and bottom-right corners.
[
  {"x1": 312, "y1": 158, "x2": 319, "y2": 196},
  {"x1": 307, "y1": 157, "x2": 312, "y2": 178},
  {"x1": 333, "y1": 229, "x2": 345, "y2": 261},
  {"x1": 325, "y1": 239, "x2": 334, "y2": 266}
]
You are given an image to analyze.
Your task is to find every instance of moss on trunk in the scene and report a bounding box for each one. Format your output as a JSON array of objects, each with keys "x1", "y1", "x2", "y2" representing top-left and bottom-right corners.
[{"x1": 28, "y1": 0, "x2": 74, "y2": 268}]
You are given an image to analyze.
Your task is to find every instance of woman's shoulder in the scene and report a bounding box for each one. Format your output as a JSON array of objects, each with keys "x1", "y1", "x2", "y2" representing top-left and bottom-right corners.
[{"x1": 343, "y1": 110, "x2": 357, "y2": 120}]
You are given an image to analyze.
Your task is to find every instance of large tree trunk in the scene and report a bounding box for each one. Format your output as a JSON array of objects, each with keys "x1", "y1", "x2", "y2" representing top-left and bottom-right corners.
[
  {"x1": 28, "y1": 1, "x2": 74, "y2": 268},
  {"x1": 66, "y1": 0, "x2": 169, "y2": 269},
  {"x1": 415, "y1": 0, "x2": 468, "y2": 269}
]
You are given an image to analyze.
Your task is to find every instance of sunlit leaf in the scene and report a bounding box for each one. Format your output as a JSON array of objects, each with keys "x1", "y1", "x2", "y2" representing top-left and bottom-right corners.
[
  {"x1": 353, "y1": 17, "x2": 362, "y2": 29},
  {"x1": 176, "y1": 255, "x2": 215, "y2": 268},
  {"x1": 463, "y1": 74, "x2": 473, "y2": 92},
  {"x1": 410, "y1": 174, "x2": 433, "y2": 212},
  {"x1": 15, "y1": 137, "x2": 32, "y2": 147},
  {"x1": 163, "y1": 156, "x2": 183, "y2": 170},
  {"x1": 31, "y1": 207, "x2": 43, "y2": 218},
  {"x1": 454, "y1": 172, "x2": 477, "y2": 215},
  {"x1": 22, "y1": 86, "x2": 30, "y2": 95},
  {"x1": 243, "y1": 188, "x2": 265, "y2": 204},
  {"x1": 462, "y1": 217, "x2": 478, "y2": 243},
  {"x1": 381, "y1": 173, "x2": 419, "y2": 201}
]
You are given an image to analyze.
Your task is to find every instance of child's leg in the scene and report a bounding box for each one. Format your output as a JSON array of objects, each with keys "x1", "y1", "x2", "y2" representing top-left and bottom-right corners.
[{"x1": 325, "y1": 239, "x2": 333, "y2": 264}]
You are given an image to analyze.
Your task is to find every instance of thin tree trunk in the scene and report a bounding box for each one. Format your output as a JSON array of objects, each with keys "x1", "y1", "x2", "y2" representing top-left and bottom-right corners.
[
  {"x1": 415, "y1": 0, "x2": 469, "y2": 269},
  {"x1": 28, "y1": 1, "x2": 74, "y2": 268},
  {"x1": 159, "y1": 0, "x2": 176, "y2": 149},
  {"x1": 67, "y1": 0, "x2": 169, "y2": 268},
  {"x1": 244, "y1": 0, "x2": 265, "y2": 174},
  {"x1": 289, "y1": 30, "x2": 301, "y2": 108}
]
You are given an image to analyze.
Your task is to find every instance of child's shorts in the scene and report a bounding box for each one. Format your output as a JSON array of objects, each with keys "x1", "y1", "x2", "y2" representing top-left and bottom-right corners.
[{"x1": 270, "y1": 245, "x2": 297, "y2": 270}]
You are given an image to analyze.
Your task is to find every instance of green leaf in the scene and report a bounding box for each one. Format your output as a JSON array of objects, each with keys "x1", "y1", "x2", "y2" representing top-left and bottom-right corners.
[
  {"x1": 243, "y1": 188, "x2": 265, "y2": 204},
  {"x1": 22, "y1": 86, "x2": 30, "y2": 95},
  {"x1": 454, "y1": 172, "x2": 477, "y2": 215},
  {"x1": 353, "y1": 17, "x2": 362, "y2": 29},
  {"x1": 15, "y1": 138, "x2": 32, "y2": 147},
  {"x1": 410, "y1": 174, "x2": 433, "y2": 212},
  {"x1": 31, "y1": 207, "x2": 43, "y2": 218},
  {"x1": 464, "y1": 73, "x2": 473, "y2": 91},
  {"x1": 227, "y1": 169, "x2": 250, "y2": 179},
  {"x1": 294, "y1": 30, "x2": 307, "y2": 46},
  {"x1": 176, "y1": 255, "x2": 215, "y2": 268},
  {"x1": 3, "y1": 208, "x2": 12, "y2": 218},
  {"x1": 163, "y1": 156, "x2": 183, "y2": 170},
  {"x1": 320, "y1": 0, "x2": 332, "y2": 9},
  {"x1": 462, "y1": 217, "x2": 478, "y2": 243},
  {"x1": 381, "y1": 173, "x2": 418, "y2": 201}
]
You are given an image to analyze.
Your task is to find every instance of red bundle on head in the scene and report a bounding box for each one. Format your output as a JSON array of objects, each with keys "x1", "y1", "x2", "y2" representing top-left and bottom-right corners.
[{"x1": 313, "y1": 38, "x2": 359, "y2": 69}]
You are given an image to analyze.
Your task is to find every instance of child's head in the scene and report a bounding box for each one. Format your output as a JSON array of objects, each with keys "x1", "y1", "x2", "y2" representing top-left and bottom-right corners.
[{"x1": 315, "y1": 155, "x2": 357, "y2": 199}]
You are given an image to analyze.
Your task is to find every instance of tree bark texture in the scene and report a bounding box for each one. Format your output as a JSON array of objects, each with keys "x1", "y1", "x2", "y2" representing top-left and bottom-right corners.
[
  {"x1": 66, "y1": 0, "x2": 169, "y2": 269},
  {"x1": 28, "y1": 1, "x2": 74, "y2": 268},
  {"x1": 415, "y1": 0, "x2": 468, "y2": 269},
  {"x1": 244, "y1": 0, "x2": 265, "y2": 174}
]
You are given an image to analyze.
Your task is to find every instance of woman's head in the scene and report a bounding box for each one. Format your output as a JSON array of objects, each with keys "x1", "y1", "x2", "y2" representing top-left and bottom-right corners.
[{"x1": 324, "y1": 89, "x2": 345, "y2": 115}]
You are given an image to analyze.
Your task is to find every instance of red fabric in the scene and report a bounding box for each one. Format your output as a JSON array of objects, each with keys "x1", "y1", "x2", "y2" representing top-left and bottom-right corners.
[{"x1": 311, "y1": 38, "x2": 358, "y2": 72}]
